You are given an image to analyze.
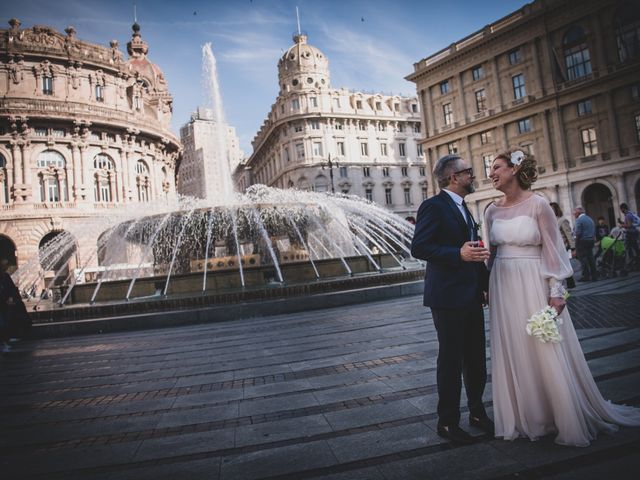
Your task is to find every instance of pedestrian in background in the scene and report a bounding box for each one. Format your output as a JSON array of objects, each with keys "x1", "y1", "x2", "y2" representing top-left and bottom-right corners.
[
  {"x1": 573, "y1": 207, "x2": 598, "y2": 282},
  {"x1": 619, "y1": 203, "x2": 639, "y2": 262},
  {"x1": 0, "y1": 259, "x2": 31, "y2": 351}
]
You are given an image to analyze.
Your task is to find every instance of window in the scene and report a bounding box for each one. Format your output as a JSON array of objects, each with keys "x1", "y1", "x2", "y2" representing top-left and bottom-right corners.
[
  {"x1": 480, "y1": 130, "x2": 493, "y2": 144},
  {"x1": 385, "y1": 188, "x2": 392, "y2": 205},
  {"x1": 411, "y1": 104, "x2": 418, "y2": 113},
  {"x1": 397, "y1": 123, "x2": 405, "y2": 133},
  {"x1": 518, "y1": 118, "x2": 531, "y2": 134},
  {"x1": 356, "y1": 100, "x2": 363, "y2": 109},
  {"x1": 417, "y1": 144, "x2": 424, "y2": 156},
  {"x1": 376, "y1": 101, "x2": 382, "y2": 110},
  {"x1": 339, "y1": 166, "x2": 348, "y2": 178},
  {"x1": 440, "y1": 80, "x2": 450, "y2": 94},
  {"x1": 359, "y1": 122, "x2": 367, "y2": 131},
  {"x1": 394, "y1": 103, "x2": 400, "y2": 112},
  {"x1": 378, "y1": 123, "x2": 386, "y2": 131},
  {"x1": 443, "y1": 103, "x2": 453, "y2": 126},
  {"x1": 475, "y1": 89, "x2": 487, "y2": 112},
  {"x1": 563, "y1": 26, "x2": 592, "y2": 80},
  {"x1": 294, "y1": 123, "x2": 303, "y2": 133},
  {"x1": 383, "y1": 167, "x2": 390, "y2": 177},
  {"x1": 133, "y1": 95, "x2": 142, "y2": 110},
  {"x1": 472, "y1": 65, "x2": 484, "y2": 81},
  {"x1": 35, "y1": 128, "x2": 47, "y2": 137},
  {"x1": 295, "y1": 143, "x2": 305, "y2": 159},
  {"x1": 135, "y1": 160, "x2": 150, "y2": 202},
  {"x1": 280, "y1": 104, "x2": 285, "y2": 114},
  {"x1": 508, "y1": 48, "x2": 522, "y2": 65},
  {"x1": 483, "y1": 154, "x2": 494, "y2": 178},
  {"x1": 0, "y1": 154, "x2": 7, "y2": 204},
  {"x1": 363, "y1": 166, "x2": 371, "y2": 177},
  {"x1": 43, "y1": 76, "x2": 53, "y2": 95},
  {"x1": 632, "y1": 84, "x2": 640, "y2": 101},
  {"x1": 422, "y1": 185, "x2": 428, "y2": 201},
  {"x1": 581, "y1": 128, "x2": 598, "y2": 156},
  {"x1": 404, "y1": 187, "x2": 411, "y2": 205},
  {"x1": 398, "y1": 143, "x2": 406, "y2": 156},
  {"x1": 419, "y1": 166, "x2": 426, "y2": 176},
  {"x1": 447, "y1": 142, "x2": 458, "y2": 154},
  {"x1": 577, "y1": 99, "x2": 592, "y2": 116},
  {"x1": 333, "y1": 97, "x2": 341, "y2": 108},
  {"x1": 52, "y1": 129, "x2": 65, "y2": 138},
  {"x1": 616, "y1": 5, "x2": 640, "y2": 62},
  {"x1": 360, "y1": 142, "x2": 369, "y2": 156},
  {"x1": 380, "y1": 143, "x2": 388, "y2": 156},
  {"x1": 401, "y1": 167, "x2": 408, "y2": 177},
  {"x1": 312, "y1": 142, "x2": 323, "y2": 157},
  {"x1": 334, "y1": 121, "x2": 343, "y2": 130},
  {"x1": 94, "y1": 153, "x2": 114, "y2": 170},
  {"x1": 292, "y1": 98, "x2": 300, "y2": 110},
  {"x1": 283, "y1": 148, "x2": 290, "y2": 162},
  {"x1": 98, "y1": 181, "x2": 111, "y2": 202},
  {"x1": 512, "y1": 74, "x2": 526, "y2": 99},
  {"x1": 337, "y1": 141, "x2": 345, "y2": 156},
  {"x1": 310, "y1": 120, "x2": 320, "y2": 130},
  {"x1": 365, "y1": 188, "x2": 373, "y2": 201},
  {"x1": 341, "y1": 187, "x2": 350, "y2": 194},
  {"x1": 95, "y1": 84, "x2": 104, "y2": 102},
  {"x1": 635, "y1": 114, "x2": 640, "y2": 142},
  {"x1": 37, "y1": 150, "x2": 65, "y2": 168},
  {"x1": 314, "y1": 175, "x2": 329, "y2": 193},
  {"x1": 309, "y1": 96, "x2": 318, "y2": 107},
  {"x1": 414, "y1": 124, "x2": 421, "y2": 133}
]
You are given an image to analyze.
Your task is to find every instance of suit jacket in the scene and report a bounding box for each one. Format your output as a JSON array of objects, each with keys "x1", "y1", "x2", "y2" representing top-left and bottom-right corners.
[{"x1": 410, "y1": 191, "x2": 488, "y2": 309}]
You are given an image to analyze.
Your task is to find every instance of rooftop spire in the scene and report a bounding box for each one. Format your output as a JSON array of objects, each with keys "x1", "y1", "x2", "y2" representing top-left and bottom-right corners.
[{"x1": 296, "y1": 6, "x2": 301, "y2": 36}]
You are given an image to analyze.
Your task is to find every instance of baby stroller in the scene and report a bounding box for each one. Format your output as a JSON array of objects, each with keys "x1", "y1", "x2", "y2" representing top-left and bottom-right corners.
[{"x1": 597, "y1": 232, "x2": 628, "y2": 279}]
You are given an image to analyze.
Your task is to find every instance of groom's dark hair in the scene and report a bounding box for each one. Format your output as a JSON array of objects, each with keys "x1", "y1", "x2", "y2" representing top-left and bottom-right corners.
[{"x1": 434, "y1": 154, "x2": 462, "y2": 189}]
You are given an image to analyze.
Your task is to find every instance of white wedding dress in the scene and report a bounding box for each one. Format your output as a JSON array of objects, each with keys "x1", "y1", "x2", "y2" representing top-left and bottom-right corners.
[{"x1": 486, "y1": 194, "x2": 640, "y2": 446}]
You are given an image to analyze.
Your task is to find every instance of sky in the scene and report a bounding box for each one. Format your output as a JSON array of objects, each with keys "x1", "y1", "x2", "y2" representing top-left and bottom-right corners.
[{"x1": 3, "y1": 0, "x2": 526, "y2": 154}]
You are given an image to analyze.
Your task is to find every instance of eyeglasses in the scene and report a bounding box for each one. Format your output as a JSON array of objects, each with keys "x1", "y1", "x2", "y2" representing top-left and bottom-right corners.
[{"x1": 453, "y1": 167, "x2": 474, "y2": 177}]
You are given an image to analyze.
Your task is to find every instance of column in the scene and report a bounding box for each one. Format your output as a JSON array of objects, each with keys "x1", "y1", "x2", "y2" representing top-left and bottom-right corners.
[
  {"x1": 604, "y1": 90, "x2": 620, "y2": 155},
  {"x1": 501, "y1": 124, "x2": 509, "y2": 151},
  {"x1": 492, "y1": 56, "x2": 504, "y2": 111},
  {"x1": 424, "y1": 87, "x2": 435, "y2": 137},
  {"x1": 70, "y1": 143, "x2": 81, "y2": 200},
  {"x1": 541, "y1": 110, "x2": 556, "y2": 171},
  {"x1": 551, "y1": 107, "x2": 570, "y2": 170},
  {"x1": 10, "y1": 142, "x2": 21, "y2": 202},
  {"x1": 458, "y1": 72, "x2": 468, "y2": 123},
  {"x1": 531, "y1": 38, "x2": 545, "y2": 97}
]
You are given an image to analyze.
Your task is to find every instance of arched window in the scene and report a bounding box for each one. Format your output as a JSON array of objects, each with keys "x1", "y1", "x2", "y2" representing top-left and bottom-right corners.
[
  {"x1": 615, "y1": 2, "x2": 640, "y2": 62},
  {"x1": 36, "y1": 150, "x2": 68, "y2": 202},
  {"x1": 297, "y1": 177, "x2": 310, "y2": 191},
  {"x1": 93, "y1": 153, "x2": 116, "y2": 202},
  {"x1": 135, "y1": 160, "x2": 150, "y2": 202},
  {"x1": 563, "y1": 26, "x2": 592, "y2": 81},
  {"x1": 0, "y1": 153, "x2": 7, "y2": 204},
  {"x1": 314, "y1": 174, "x2": 329, "y2": 193}
]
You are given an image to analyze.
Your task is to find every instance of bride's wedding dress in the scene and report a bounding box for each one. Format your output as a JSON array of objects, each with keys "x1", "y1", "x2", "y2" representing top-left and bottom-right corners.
[{"x1": 486, "y1": 194, "x2": 640, "y2": 446}]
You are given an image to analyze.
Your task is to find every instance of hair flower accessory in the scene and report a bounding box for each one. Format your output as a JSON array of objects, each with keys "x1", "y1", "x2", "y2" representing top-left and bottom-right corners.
[{"x1": 510, "y1": 150, "x2": 525, "y2": 166}]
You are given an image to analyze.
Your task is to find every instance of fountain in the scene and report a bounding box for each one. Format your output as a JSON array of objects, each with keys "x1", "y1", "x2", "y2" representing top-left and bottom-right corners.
[{"x1": 12, "y1": 44, "x2": 422, "y2": 326}]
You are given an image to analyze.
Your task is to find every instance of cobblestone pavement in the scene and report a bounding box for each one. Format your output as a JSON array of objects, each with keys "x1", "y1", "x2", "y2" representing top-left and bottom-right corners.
[{"x1": 1, "y1": 274, "x2": 639, "y2": 479}]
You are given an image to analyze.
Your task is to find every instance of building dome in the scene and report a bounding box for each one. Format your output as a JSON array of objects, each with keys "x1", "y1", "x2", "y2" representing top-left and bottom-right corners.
[
  {"x1": 278, "y1": 33, "x2": 330, "y2": 94},
  {"x1": 125, "y1": 23, "x2": 170, "y2": 100}
]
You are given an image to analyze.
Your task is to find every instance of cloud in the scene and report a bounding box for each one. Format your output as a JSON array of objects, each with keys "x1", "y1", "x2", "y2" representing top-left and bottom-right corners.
[{"x1": 318, "y1": 23, "x2": 416, "y2": 96}]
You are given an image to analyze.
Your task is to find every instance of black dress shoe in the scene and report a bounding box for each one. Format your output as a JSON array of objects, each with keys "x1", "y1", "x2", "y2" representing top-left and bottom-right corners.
[
  {"x1": 469, "y1": 415, "x2": 495, "y2": 436},
  {"x1": 437, "y1": 424, "x2": 479, "y2": 445}
]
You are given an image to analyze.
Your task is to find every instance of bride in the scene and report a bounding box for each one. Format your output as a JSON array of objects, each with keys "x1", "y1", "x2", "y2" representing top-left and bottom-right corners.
[{"x1": 485, "y1": 149, "x2": 640, "y2": 447}]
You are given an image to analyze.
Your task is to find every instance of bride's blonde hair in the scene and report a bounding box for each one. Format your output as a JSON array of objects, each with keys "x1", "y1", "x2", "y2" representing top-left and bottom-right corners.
[{"x1": 496, "y1": 149, "x2": 538, "y2": 190}]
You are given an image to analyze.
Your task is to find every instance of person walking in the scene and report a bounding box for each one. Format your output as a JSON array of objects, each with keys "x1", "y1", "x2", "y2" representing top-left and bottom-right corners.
[
  {"x1": 549, "y1": 202, "x2": 576, "y2": 288},
  {"x1": 620, "y1": 203, "x2": 639, "y2": 262},
  {"x1": 573, "y1": 206, "x2": 598, "y2": 281},
  {"x1": 411, "y1": 154, "x2": 493, "y2": 445}
]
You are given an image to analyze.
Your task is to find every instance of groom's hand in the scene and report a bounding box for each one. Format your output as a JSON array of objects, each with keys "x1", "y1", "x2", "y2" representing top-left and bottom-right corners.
[{"x1": 460, "y1": 241, "x2": 490, "y2": 262}]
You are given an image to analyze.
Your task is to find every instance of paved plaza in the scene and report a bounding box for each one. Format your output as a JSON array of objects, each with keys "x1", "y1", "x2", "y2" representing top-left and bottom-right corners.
[{"x1": 1, "y1": 274, "x2": 639, "y2": 479}]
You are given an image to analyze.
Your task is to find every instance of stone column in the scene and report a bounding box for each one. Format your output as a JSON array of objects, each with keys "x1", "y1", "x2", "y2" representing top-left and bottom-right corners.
[
  {"x1": 70, "y1": 143, "x2": 81, "y2": 200},
  {"x1": 424, "y1": 87, "x2": 435, "y2": 137},
  {"x1": 458, "y1": 72, "x2": 468, "y2": 123},
  {"x1": 532, "y1": 38, "x2": 545, "y2": 97},
  {"x1": 492, "y1": 56, "x2": 504, "y2": 111},
  {"x1": 604, "y1": 90, "x2": 620, "y2": 155},
  {"x1": 10, "y1": 142, "x2": 21, "y2": 202},
  {"x1": 541, "y1": 109, "x2": 556, "y2": 171},
  {"x1": 551, "y1": 107, "x2": 570, "y2": 170}
]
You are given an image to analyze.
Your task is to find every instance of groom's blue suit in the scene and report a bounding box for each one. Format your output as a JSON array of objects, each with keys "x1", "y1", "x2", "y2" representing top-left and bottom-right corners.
[{"x1": 411, "y1": 190, "x2": 489, "y2": 428}]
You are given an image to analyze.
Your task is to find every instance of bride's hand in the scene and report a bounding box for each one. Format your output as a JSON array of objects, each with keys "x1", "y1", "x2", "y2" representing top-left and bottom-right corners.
[{"x1": 549, "y1": 297, "x2": 566, "y2": 315}]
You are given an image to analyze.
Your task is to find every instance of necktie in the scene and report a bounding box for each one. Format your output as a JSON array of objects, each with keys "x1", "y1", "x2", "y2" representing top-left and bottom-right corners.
[{"x1": 462, "y1": 200, "x2": 476, "y2": 241}]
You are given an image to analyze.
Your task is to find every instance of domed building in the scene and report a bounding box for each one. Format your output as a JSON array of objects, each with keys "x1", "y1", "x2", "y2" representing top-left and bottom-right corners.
[
  {"x1": 236, "y1": 33, "x2": 425, "y2": 217},
  {"x1": 0, "y1": 19, "x2": 181, "y2": 282}
]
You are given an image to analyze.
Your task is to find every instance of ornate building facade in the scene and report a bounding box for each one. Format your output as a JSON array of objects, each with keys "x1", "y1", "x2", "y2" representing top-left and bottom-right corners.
[
  {"x1": 178, "y1": 107, "x2": 243, "y2": 202},
  {"x1": 0, "y1": 19, "x2": 181, "y2": 276},
  {"x1": 407, "y1": 0, "x2": 640, "y2": 228},
  {"x1": 236, "y1": 33, "x2": 425, "y2": 218}
]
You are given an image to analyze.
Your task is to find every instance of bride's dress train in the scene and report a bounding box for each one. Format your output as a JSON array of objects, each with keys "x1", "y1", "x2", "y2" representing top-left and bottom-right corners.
[{"x1": 486, "y1": 194, "x2": 640, "y2": 447}]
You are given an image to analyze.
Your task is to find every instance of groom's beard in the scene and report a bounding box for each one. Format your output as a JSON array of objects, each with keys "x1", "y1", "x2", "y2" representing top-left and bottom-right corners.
[{"x1": 464, "y1": 181, "x2": 476, "y2": 194}]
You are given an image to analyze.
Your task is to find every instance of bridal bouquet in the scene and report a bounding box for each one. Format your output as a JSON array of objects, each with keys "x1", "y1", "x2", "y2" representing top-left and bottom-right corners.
[{"x1": 525, "y1": 306, "x2": 563, "y2": 343}]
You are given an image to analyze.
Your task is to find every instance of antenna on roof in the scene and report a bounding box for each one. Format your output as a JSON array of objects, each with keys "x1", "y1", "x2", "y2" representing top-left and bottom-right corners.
[
  {"x1": 296, "y1": 6, "x2": 301, "y2": 36},
  {"x1": 133, "y1": 2, "x2": 138, "y2": 23}
]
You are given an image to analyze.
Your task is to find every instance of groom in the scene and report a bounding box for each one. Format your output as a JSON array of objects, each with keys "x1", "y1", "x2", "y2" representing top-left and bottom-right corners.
[{"x1": 411, "y1": 154, "x2": 494, "y2": 444}]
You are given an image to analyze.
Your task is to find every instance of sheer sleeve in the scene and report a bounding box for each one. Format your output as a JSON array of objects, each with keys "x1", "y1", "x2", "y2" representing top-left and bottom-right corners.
[
  {"x1": 536, "y1": 197, "x2": 573, "y2": 296},
  {"x1": 485, "y1": 205, "x2": 497, "y2": 271}
]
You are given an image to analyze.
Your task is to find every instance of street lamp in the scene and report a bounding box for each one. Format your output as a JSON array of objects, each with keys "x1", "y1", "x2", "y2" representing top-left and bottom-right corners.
[{"x1": 321, "y1": 154, "x2": 338, "y2": 193}]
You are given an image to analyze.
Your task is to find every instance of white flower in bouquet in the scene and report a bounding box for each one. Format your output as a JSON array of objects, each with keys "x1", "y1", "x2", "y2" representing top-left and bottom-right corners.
[{"x1": 525, "y1": 306, "x2": 563, "y2": 343}]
